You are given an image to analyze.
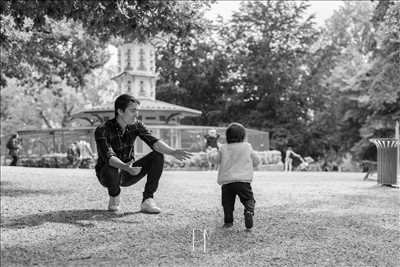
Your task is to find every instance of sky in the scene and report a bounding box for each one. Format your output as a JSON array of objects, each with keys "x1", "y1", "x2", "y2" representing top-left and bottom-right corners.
[{"x1": 205, "y1": 0, "x2": 344, "y2": 26}]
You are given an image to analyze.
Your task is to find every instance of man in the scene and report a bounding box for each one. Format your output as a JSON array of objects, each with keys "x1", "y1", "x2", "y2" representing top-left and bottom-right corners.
[{"x1": 94, "y1": 94, "x2": 192, "y2": 214}]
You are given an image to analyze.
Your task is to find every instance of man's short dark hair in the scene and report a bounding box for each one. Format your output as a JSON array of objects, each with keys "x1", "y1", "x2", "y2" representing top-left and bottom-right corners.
[
  {"x1": 114, "y1": 94, "x2": 140, "y2": 117},
  {"x1": 226, "y1": 122, "x2": 246, "y2": 144}
]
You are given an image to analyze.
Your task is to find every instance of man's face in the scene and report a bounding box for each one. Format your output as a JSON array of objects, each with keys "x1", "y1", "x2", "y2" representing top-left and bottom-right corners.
[{"x1": 119, "y1": 102, "x2": 139, "y2": 124}]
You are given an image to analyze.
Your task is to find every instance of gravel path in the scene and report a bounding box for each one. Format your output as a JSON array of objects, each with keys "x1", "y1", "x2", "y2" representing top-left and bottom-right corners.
[{"x1": 1, "y1": 167, "x2": 399, "y2": 266}]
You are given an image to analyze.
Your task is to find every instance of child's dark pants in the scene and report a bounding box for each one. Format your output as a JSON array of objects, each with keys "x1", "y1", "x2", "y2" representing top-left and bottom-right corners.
[
  {"x1": 10, "y1": 155, "x2": 18, "y2": 166},
  {"x1": 96, "y1": 151, "x2": 164, "y2": 200},
  {"x1": 221, "y1": 182, "x2": 255, "y2": 224}
]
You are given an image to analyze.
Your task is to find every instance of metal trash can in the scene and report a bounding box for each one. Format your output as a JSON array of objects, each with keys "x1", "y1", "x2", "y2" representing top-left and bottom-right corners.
[{"x1": 370, "y1": 138, "x2": 400, "y2": 186}]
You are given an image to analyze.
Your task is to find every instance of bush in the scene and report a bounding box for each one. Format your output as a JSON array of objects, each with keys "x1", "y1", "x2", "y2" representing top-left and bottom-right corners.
[
  {"x1": 18, "y1": 154, "x2": 94, "y2": 169},
  {"x1": 17, "y1": 150, "x2": 284, "y2": 171}
]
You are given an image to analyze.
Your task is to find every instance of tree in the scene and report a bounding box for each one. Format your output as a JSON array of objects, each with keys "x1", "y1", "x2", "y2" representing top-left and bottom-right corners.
[
  {"x1": 1, "y1": 1, "x2": 212, "y2": 87},
  {"x1": 0, "y1": 17, "x2": 109, "y2": 135},
  {"x1": 0, "y1": 1, "x2": 212, "y2": 136},
  {"x1": 154, "y1": 9, "x2": 234, "y2": 126},
  {"x1": 157, "y1": 38, "x2": 232, "y2": 126},
  {"x1": 310, "y1": 0, "x2": 400, "y2": 161},
  {"x1": 349, "y1": 1, "x2": 400, "y2": 159},
  {"x1": 0, "y1": 15, "x2": 109, "y2": 87},
  {"x1": 1, "y1": 0, "x2": 212, "y2": 43},
  {"x1": 217, "y1": 0, "x2": 320, "y2": 152},
  {"x1": 301, "y1": 2, "x2": 374, "y2": 160}
]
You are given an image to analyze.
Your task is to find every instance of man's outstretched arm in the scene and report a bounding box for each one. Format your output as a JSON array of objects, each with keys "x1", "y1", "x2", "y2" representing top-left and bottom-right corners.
[{"x1": 153, "y1": 140, "x2": 192, "y2": 161}]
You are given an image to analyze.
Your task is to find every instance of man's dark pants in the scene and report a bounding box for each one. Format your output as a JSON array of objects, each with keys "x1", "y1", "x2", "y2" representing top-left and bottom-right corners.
[
  {"x1": 221, "y1": 182, "x2": 255, "y2": 224},
  {"x1": 96, "y1": 151, "x2": 164, "y2": 201}
]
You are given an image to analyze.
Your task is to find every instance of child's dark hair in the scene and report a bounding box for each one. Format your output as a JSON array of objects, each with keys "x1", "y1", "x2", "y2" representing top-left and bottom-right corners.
[
  {"x1": 226, "y1": 122, "x2": 246, "y2": 144},
  {"x1": 114, "y1": 94, "x2": 141, "y2": 117}
]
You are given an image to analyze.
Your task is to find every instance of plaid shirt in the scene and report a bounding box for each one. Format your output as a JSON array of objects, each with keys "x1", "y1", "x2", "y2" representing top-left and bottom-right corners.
[{"x1": 94, "y1": 118, "x2": 159, "y2": 172}]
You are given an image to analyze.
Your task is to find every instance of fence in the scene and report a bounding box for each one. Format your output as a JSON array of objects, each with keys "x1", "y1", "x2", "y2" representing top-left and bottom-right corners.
[{"x1": 2, "y1": 125, "x2": 269, "y2": 158}]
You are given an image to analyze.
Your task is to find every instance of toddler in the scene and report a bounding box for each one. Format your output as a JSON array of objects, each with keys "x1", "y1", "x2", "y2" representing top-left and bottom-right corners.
[{"x1": 209, "y1": 123, "x2": 260, "y2": 229}]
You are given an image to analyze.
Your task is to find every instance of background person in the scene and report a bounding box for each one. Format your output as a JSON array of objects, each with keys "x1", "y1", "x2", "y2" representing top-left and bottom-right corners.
[
  {"x1": 77, "y1": 140, "x2": 95, "y2": 168},
  {"x1": 6, "y1": 133, "x2": 22, "y2": 166},
  {"x1": 66, "y1": 141, "x2": 81, "y2": 168},
  {"x1": 284, "y1": 146, "x2": 304, "y2": 172},
  {"x1": 204, "y1": 129, "x2": 220, "y2": 151}
]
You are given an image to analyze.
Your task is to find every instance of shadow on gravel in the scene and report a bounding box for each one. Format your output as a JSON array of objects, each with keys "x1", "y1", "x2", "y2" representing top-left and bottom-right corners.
[
  {"x1": 0, "y1": 180, "x2": 72, "y2": 197},
  {"x1": 361, "y1": 184, "x2": 399, "y2": 190},
  {"x1": 1, "y1": 209, "x2": 140, "y2": 228},
  {"x1": 0, "y1": 181, "x2": 13, "y2": 186},
  {"x1": 1, "y1": 187, "x2": 72, "y2": 197}
]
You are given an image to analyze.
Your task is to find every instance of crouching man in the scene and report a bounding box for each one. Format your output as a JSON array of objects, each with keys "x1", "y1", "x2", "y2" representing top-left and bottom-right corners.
[{"x1": 95, "y1": 94, "x2": 192, "y2": 214}]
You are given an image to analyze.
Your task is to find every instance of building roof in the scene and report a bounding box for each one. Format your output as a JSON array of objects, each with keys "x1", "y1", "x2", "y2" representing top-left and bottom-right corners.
[
  {"x1": 111, "y1": 71, "x2": 158, "y2": 80},
  {"x1": 70, "y1": 98, "x2": 201, "y2": 120}
]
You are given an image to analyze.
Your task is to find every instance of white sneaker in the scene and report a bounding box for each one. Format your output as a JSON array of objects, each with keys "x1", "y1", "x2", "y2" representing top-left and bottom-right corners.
[
  {"x1": 140, "y1": 198, "x2": 161, "y2": 214},
  {"x1": 108, "y1": 195, "x2": 120, "y2": 212}
]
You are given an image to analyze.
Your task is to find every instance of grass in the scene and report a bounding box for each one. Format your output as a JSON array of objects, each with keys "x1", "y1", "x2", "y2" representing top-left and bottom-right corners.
[{"x1": 0, "y1": 166, "x2": 399, "y2": 266}]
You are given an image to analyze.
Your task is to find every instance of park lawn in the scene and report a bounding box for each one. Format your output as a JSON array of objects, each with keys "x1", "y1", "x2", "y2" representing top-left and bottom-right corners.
[{"x1": 0, "y1": 166, "x2": 399, "y2": 266}]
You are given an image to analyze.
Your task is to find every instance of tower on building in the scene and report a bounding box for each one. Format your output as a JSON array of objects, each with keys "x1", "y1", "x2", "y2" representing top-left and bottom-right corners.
[{"x1": 71, "y1": 41, "x2": 201, "y2": 126}]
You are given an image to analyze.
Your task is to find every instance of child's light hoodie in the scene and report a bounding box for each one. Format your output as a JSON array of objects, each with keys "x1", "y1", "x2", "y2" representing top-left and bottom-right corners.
[{"x1": 210, "y1": 142, "x2": 260, "y2": 185}]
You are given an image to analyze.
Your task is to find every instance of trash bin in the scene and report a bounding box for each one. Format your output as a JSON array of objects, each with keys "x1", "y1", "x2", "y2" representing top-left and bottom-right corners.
[{"x1": 370, "y1": 138, "x2": 400, "y2": 186}]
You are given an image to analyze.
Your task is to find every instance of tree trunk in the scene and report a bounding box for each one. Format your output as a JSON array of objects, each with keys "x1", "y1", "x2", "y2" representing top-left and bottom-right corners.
[{"x1": 39, "y1": 110, "x2": 53, "y2": 128}]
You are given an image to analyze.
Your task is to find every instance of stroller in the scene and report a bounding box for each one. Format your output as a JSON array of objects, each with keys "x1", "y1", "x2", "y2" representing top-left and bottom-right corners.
[{"x1": 296, "y1": 157, "x2": 314, "y2": 171}]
